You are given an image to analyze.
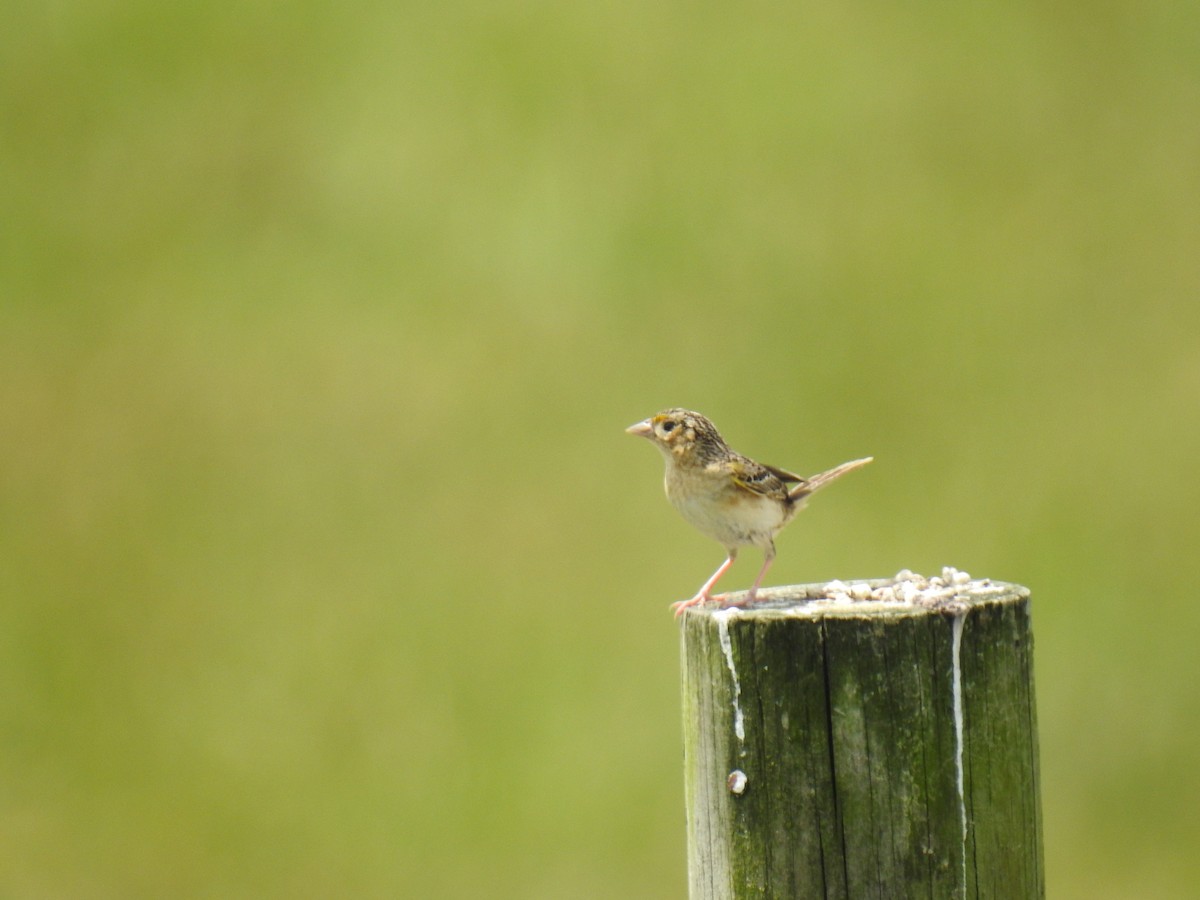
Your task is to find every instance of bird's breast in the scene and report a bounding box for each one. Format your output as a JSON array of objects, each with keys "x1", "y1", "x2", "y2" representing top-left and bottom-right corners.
[{"x1": 664, "y1": 467, "x2": 787, "y2": 548}]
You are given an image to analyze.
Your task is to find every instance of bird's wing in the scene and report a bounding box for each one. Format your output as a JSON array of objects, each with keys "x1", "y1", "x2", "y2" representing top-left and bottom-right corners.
[
  {"x1": 762, "y1": 463, "x2": 806, "y2": 485},
  {"x1": 725, "y1": 457, "x2": 792, "y2": 501}
]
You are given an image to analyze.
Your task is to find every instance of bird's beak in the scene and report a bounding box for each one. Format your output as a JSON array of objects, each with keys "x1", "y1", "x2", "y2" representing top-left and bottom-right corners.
[{"x1": 625, "y1": 418, "x2": 654, "y2": 438}]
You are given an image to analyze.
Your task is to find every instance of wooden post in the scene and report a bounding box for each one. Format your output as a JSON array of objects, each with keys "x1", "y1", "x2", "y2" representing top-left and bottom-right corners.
[{"x1": 680, "y1": 572, "x2": 1042, "y2": 899}]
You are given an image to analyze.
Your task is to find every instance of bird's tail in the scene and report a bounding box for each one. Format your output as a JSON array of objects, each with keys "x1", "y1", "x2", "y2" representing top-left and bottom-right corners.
[{"x1": 788, "y1": 456, "x2": 873, "y2": 502}]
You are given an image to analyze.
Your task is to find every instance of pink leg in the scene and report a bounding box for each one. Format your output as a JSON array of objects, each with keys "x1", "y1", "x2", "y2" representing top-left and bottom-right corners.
[
  {"x1": 722, "y1": 547, "x2": 775, "y2": 609},
  {"x1": 671, "y1": 552, "x2": 736, "y2": 618},
  {"x1": 747, "y1": 553, "x2": 773, "y2": 601}
]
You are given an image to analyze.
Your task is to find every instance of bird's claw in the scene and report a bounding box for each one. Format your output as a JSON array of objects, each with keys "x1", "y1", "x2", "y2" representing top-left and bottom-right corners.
[
  {"x1": 670, "y1": 593, "x2": 728, "y2": 618},
  {"x1": 671, "y1": 590, "x2": 762, "y2": 619}
]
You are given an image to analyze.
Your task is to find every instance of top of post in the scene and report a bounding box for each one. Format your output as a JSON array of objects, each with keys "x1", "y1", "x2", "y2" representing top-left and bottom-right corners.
[{"x1": 683, "y1": 568, "x2": 1029, "y2": 621}]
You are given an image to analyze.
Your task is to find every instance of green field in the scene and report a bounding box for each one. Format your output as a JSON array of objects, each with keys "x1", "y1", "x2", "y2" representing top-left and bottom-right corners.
[{"x1": 3, "y1": 3, "x2": 1198, "y2": 896}]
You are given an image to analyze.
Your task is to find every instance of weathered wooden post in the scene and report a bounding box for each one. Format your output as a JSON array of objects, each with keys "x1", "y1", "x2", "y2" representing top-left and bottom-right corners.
[{"x1": 680, "y1": 570, "x2": 1043, "y2": 899}]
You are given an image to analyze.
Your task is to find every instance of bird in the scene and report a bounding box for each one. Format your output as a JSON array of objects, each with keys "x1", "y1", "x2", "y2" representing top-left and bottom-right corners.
[{"x1": 626, "y1": 408, "x2": 872, "y2": 617}]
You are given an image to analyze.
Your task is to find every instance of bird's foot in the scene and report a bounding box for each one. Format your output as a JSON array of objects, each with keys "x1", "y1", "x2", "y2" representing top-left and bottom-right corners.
[
  {"x1": 715, "y1": 588, "x2": 761, "y2": 610},
  {"x1": 671, "y1": 592, "x2": 727, "y2": 618}
]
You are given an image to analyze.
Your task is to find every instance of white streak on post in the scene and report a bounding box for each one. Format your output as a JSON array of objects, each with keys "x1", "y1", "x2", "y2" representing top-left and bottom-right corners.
[
  {"x1": 713, "y1": 608, "x2": 745, "y2": 744},
  {"x1": 951, "y1": 611, "x2": 968, "y2": 892}
]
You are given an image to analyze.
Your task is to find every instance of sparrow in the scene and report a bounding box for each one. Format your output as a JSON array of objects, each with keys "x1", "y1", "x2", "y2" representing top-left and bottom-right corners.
[{"x1": 626, "y1": 408, "x2": 872, "y2": 616}]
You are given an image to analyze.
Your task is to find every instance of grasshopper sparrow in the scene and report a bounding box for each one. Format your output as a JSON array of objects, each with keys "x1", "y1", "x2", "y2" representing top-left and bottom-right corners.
[{"x1": 627, "y1": 408, "x2": 872, "y2": 616}]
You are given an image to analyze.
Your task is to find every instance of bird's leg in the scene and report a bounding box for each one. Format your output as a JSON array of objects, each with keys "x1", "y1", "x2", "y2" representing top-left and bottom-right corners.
[
  {"x1": 724, "y1": 545, "x2": 775, "y2": 609},
  {"x1": 671, "y1": 551, "x2": 737, "y2": 617}
]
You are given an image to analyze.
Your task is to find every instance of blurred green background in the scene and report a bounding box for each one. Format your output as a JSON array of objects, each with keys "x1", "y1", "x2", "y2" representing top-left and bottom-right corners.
[{"x1": 3, "y1": 1, "x2": 1198, "y2": 897}]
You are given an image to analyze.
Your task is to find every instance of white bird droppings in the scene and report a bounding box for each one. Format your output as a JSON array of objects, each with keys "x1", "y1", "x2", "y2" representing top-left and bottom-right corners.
[
  {"x1": 951, "y1": 610, "x2": 969, "y2": 892},
  {"x1": 713, "y1": 607, "x2": 745, "y2": 743}
]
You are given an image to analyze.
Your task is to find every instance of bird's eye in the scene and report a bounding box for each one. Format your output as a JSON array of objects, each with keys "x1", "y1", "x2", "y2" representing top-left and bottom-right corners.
[{"x1": 660, "y1": 420, "x2": 676, "y2": 433}]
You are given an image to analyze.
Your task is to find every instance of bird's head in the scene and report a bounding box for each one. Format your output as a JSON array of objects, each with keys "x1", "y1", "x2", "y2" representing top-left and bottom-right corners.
[{"x1": 626, "y1": 408, "x2": 727, "y2": 463}]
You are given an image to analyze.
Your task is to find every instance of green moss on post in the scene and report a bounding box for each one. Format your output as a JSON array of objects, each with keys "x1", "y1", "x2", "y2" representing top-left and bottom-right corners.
[{"x1": 680, "y1": 577, "x2": 1042, "y2": 899}]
